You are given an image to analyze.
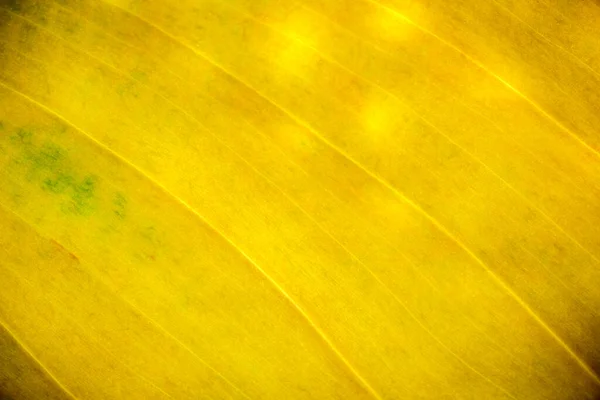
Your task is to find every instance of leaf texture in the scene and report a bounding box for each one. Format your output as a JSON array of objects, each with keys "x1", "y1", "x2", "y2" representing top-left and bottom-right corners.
[{"x1": 1, "y1": 0, "x2": 600, "y2": 398}]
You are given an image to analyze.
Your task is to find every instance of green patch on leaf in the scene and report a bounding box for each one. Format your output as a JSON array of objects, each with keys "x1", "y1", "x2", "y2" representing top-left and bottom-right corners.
[
  {"x1": 62, "y1": 175, "x2": 98, "y2": 216},
  {"x1": 130, "y1": 69, "x2": 148, "y2": 82},
  {"x1": 7, "y1": 126, "x2": 100, "y2": 217},
  {"x1": 42, "y1": 173, "x2": 75, "y2": 194},
  {"x1": 112, "y1": 192, "x2": 127, "y2": 219},
  {"x1": 27, "y1": 143, "x2": 65, "y2": 171},
  {"x1": 5, "y1": 0, "x2": 22, "y2": 12},
  {"x1": 116, "y1": 79, "x2": 140, "y2": 99},
  {"x1": 10, "y1": 128, "x2": 33, "y2": 146}
]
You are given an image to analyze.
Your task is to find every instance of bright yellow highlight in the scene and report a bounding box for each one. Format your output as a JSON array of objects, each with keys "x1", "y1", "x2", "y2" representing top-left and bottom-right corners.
[
  {"x1": 1, "y1": 0, "x2": 600, "y2": 399},
  {"x1": 272, "y1": 13, "x2": 323, "y2": 78},
  {"x1": 367, "y1": 2, "x2": 417, "y2": 43},
  {"x1": 360, "y1": 94, "x2": 406, "y2": 147}
]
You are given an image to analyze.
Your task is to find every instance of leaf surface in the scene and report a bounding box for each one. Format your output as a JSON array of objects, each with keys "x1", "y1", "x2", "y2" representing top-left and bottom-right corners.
[{"x1": 1, "y1": 0, "x2": 600, "y2": 398}]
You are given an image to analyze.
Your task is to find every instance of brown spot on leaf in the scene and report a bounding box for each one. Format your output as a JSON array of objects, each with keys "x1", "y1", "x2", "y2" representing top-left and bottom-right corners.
[{"x1": 49, "y1": 239, "x2": 79, "y2": 262}]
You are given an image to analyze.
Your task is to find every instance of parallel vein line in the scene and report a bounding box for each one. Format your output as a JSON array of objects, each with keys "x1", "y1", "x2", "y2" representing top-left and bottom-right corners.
[
  {"x1": 0, "y1": 318, "x2": 80, "y2": 400},
  {"x1": 0, "y1": 199, "x2": 242, "y2": 400},
  {"x1": 222, "y1": 124, "x2": 515, "y2": 395},
  {"x1": 244, "y1": 3, "x2": 600, "y2": 289},
  {"x1": 0, "y1": 254, "x2": 175, "y2": 399},
  {"x1": 298, "y1": 0, "x2": 600, "y2": 195},
  {"x1": 225, "y1": 1, "x2": 600, "y2": 267},
  {"x1": 366, "y1": 0, "x2": 600, "y2": 161},
  {"x1": 490, "y1": 0, "x2": 600, "y2": 79},
  {"x1": 8, "y1": 0, "x2": 600, "y2": 388},
  {"x1": 60, "y1": 0, "x2": 600, "y2": 228},
  {"x1": 13, "y1": 3, "x2": 451, "y2": 346},
  {"x1": 0, "y1": 81, "x2": 256, "y2": 400},
  {"x1": 0, "y1": 79, "x2": 381, "y2": 400},
  {"x1": 216, "y1": 5, "x2": 599, "y2": 392},
  {"x1": 82, "y1": 3, "x2": 386, "y2": 398},
  {"x1": 52, "y1": 2, "x2": 145, "y2": 56},
  {"x1": 91, "y1": 1, "x2": 600, "y2": 385},
  {"x1": 2, "y1": 14, "x2": 445, "y2": 390},
  {"x1": 1, "y1": 15, "x2": 398, "y2": 396}
]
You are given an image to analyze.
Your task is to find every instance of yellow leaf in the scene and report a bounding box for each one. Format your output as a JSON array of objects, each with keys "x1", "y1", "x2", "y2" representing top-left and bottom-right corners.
[{"x1": 1, "y1": 0, "x2": 600, "y2": 398}]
